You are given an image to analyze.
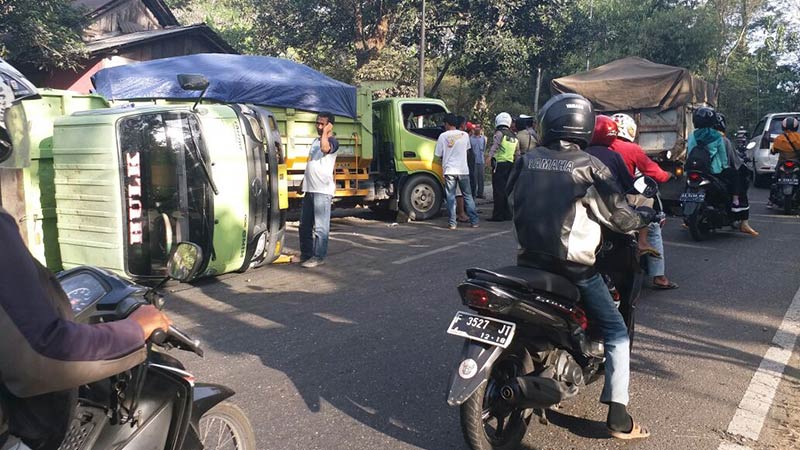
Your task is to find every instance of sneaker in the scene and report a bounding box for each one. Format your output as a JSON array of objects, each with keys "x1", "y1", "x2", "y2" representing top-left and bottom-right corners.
[
  {"x1": 448, "y1": 224, "x2": 457, "y2": 230},
  {"x1": 471, "y1": 222, "x2": 479, "y2": 228},
  {"x1": 301, "y1": 257, "x2": 325, "y2": 268}
]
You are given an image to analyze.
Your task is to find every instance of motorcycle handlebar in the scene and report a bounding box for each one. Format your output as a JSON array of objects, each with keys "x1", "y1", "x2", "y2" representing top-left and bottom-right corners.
[{"x1": 150, "y1": 325, "x2": 204, "y2": 357}]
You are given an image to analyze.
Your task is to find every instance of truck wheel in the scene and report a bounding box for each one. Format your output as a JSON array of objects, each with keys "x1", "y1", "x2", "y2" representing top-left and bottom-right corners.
[{"x1": 400, "y1": 174, "x2": 442, "y2": 221}]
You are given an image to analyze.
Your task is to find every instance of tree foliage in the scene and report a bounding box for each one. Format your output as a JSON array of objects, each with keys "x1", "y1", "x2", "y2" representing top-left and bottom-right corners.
[
  {"x1": 0, "y1": 0, "x2": 87, "y2": 70},
  {"x1": 166, "y1": 0, "x2": 798, "y2": 130}
]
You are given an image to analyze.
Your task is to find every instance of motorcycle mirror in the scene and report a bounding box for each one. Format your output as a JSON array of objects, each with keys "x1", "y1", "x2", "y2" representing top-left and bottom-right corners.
[
  {"x1": 633, "y1": 176, "x2": 658, "y2": 198},
  {"x1": 167, "y1": 242, "x2": 203, "y2": 282}
]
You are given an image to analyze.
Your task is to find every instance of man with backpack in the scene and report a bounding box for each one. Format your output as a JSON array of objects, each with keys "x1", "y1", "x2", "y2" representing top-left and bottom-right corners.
[{"x1": 610, "y1": 114, "x2": 677, "y2": 290}]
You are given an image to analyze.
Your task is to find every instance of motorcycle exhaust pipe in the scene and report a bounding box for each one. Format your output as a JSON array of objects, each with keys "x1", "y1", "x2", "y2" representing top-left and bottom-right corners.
[{"x1": 500, "y1": 376, "x2": 579, "y2": 409}]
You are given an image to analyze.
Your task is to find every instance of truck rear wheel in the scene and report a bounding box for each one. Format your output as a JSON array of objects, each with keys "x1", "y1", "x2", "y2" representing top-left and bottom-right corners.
[{"x1": 400, "y1": 174, "x2": 442, "y2": 220}]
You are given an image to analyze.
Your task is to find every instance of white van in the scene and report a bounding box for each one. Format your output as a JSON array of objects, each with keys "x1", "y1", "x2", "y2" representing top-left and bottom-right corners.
[{"x1": 747, "y1": 112, "x2": 800, "y2": 187}]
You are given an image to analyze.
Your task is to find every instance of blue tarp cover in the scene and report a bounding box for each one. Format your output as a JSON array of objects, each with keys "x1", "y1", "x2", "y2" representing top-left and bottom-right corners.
[{"x1": 92, "y1": 53, "x2": 357, "y2": 118}]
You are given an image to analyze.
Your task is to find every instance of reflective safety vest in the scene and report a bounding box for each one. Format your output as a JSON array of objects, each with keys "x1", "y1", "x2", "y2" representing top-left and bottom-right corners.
[{"x1": 495, "y1": 129, "x2": 517, "y2": 163}]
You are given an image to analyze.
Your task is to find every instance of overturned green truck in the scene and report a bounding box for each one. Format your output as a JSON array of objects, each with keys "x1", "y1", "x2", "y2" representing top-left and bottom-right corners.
[{"x1": 4, "y1": 87, "x2": 288, "y2": 280}]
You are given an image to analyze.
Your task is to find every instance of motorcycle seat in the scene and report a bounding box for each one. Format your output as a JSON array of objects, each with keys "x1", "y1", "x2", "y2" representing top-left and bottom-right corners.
[{"x1": 467, "y1": 266, "x2": 580, "y2": 303}]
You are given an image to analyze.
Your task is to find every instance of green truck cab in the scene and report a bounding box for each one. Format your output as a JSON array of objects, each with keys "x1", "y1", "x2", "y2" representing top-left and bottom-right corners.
[
  {"x1": 6, "y1": 92, "x2": 288, "y2": 280},
  {"x1": 281, "y1": 94, "x2": 450, "y2": 220}
]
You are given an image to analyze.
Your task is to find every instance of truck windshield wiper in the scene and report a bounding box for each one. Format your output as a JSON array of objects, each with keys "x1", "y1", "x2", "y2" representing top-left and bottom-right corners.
[{"x1": 187, "y1": 121, "x2": 219, "y2": 195}]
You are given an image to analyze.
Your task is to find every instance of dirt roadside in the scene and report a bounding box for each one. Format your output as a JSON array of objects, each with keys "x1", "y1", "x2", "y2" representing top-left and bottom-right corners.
[{"x1": 756, "y1": 347, "x2": 800, "y2": 449}]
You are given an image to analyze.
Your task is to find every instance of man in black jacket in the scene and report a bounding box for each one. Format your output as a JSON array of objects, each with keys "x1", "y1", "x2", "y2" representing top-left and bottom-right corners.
[
  {"x1": 0, "y1": 207, "x2": 170, "y2": 449},
  {"x1": 507, "y1": 94, "x2": 652, "y2": 440}
]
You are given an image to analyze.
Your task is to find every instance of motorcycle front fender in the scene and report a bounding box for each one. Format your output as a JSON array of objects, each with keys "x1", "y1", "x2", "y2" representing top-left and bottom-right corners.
[
  {"x1": 179, "y1": 384, "x2": 236, "y2": 450},
  {"x1": 682, "y1": 201, "x2": 699, "y2": 216},
  {"x1": 191, "y1": 383, "x2": 235, "y2": 425},
  {"x1": 446, "y1": 340, "x2": 504, "y2": 406}
]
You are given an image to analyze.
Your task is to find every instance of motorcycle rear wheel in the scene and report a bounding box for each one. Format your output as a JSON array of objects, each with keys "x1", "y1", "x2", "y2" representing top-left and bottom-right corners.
[
  {"x1": 784, "y1": 196, "x2": 793, "y2": 215},
  {"x1": 198, "y1": 401, "x2": 257, "y2": 450},
  {"x1": 460, "y1": 345, "x2": 534, "y2": 450},
  {"x1": 687, "y1": 211, "x2": 713, "y2": 241}
]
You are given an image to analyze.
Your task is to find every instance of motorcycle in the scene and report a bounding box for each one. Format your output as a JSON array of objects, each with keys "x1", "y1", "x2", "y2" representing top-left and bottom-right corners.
[
  {"x1": 769, "y1": 159, "x2": 800, "y2": 214},
  {"x1": 445, "y1": 178, "x2": 657, "y2": 450},
  {"x1": 56, "y1": 242, "x2": 256, "y2": 450},
  {"x1": 680, "y1": 169, "x2": 736, "y2": 241}
]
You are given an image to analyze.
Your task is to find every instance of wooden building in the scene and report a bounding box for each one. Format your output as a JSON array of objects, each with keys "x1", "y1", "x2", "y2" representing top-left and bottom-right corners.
[{"x1": 24, "y1": 0, "x2": 236, "y2": 92}]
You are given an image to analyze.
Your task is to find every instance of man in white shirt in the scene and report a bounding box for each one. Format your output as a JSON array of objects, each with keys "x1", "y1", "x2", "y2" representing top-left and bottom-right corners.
[
  {"x1": 299, "y1": 112, "x2": 339, "y2": 268},
  {"x1": 435, "y1": 114, "x2": 479, "y2": 229}
]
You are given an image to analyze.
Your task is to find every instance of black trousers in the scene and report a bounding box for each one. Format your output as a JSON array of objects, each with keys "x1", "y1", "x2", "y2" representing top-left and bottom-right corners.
[
  {"x1": 491, "y1": 161, "x2": 513, "y2": 220},
  {"x1": 730, "y1": 166, "x2": 752, "y2": 221}
]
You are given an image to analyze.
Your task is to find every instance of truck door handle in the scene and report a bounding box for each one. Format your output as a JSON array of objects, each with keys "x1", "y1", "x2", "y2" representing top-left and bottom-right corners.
[{"x1": 403, "y1": 151, "x2": 416, "y2": 158}]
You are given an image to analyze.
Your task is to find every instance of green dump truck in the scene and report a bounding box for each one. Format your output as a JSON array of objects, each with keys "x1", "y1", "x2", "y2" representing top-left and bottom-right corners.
[
  {"x1": 279, "y1": 95, "x2": 451, "y2": 220},
  {"x1": 4, "y1": 85, "x2": 288, "y2": 280}
]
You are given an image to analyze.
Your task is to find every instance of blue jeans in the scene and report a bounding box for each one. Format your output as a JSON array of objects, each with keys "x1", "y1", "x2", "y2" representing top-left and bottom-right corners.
[
  {"x1": 645, "y1": 223, "x2": 665, "y2": 277},
  {"x1": 299, "y1": 192, "x2": 332, "y2": 259},
  {"x1": 444, "y1": 175, "x2": 479, "y2": 226},
  {"x1": 575, "y1": 273, "x2": 630, "y2": 405},
  {"x1": 472, "y1": 163, "x2": 485, "y2": 198}
]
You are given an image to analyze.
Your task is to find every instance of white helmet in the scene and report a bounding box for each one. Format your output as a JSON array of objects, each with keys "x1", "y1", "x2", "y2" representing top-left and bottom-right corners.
[
  {"x1": 612, "y1": 113, "x2": 637, "y2": 142},
  {"x1": 495, "y1": 112, "x2": 512, "y2": 129}
]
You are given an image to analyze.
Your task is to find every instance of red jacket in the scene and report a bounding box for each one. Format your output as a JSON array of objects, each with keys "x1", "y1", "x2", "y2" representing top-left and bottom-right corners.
[{"x1": 609, "y1": 138, "x2": 671, "y2": 183}]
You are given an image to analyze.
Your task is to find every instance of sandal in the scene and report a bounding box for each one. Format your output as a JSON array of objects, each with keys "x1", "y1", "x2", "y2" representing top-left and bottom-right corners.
[
  {"x1": 608, "y1": 420, "x2": 650, "y2": 440},
  {"x1": 652, "y1": 281, "x2": 679, "y2": 290}
]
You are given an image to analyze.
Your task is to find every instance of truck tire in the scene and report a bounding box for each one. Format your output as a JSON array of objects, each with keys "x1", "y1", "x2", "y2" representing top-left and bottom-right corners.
[{"x1": 400, "y1": 174, "x2": 442, "y2": 221}]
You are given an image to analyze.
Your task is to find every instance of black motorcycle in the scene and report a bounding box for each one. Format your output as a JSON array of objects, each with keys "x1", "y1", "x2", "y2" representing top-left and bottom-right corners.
[
  {"x1": 56, "y1": 243, "x2": 256, "y2": 450},
  {"x1": 770, "y1": 159, "x2": 800, "y2": 214},
  {"x1": 681, "y1": 169, "x2": 736, "y2": 241},
  {"x1": 445, "y1": 179, "x2": 655, "y2": 450}
]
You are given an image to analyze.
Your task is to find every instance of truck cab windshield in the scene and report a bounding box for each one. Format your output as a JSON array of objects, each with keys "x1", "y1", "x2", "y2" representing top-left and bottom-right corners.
[{"x1": 119, "y1": 111, "x2": 213, "y2": 277}]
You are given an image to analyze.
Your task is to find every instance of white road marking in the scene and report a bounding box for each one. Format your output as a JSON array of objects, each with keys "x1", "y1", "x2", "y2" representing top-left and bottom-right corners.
[
  {"x1": 664, "y1": 241, "x2": 719, "y2": 251},
  {"x1": 718, "y1": 284, "x2": 800, "y2": 448},
  {"x1": 392, "y1": 230, "x2": 511, "y2": 265}
]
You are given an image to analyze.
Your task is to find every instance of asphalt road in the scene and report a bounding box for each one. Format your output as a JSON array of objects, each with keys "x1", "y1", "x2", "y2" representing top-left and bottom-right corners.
[{"x1": 164, "y1": 187, "x2": 799, "y2": 450}]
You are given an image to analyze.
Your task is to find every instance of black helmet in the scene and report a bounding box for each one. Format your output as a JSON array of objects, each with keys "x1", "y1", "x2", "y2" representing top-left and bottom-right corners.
[
  {"x1": 714, "y1": 112, "x2": 727, "y2": 132},
  {"x1": 693, "y1": 107, "x2": 716, "y2": 129},
  {"x1": 538, "y1": 93, "x2": 595, "y2": 148}
]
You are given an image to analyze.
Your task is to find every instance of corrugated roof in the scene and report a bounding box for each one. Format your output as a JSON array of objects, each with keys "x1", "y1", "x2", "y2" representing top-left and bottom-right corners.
[
  {"x1": 85, "y1": 25, "x2": 237, "y2": 55},
  {"x1": 72, "y1": 0, "x2": 114, "y2": 12},
  {"x1": 72, "y1": 0, "x2": 178, "y2": 26}
]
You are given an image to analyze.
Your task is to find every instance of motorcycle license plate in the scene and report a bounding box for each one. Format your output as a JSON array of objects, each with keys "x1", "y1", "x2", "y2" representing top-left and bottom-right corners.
[
  {"x1": 680, "y1": 192, "x2": 706, "y2": 203},
  {"x1": 778, "y1": 178, "x2": 799, "y2": 186},
  {"x1": 447, "y1": 311, "x2": 516, "y2": 348}
]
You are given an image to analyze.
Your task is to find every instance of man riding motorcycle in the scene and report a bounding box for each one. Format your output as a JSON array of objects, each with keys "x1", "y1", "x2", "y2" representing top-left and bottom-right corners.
[
  {"x1": 507, "y1": 93, "x2": 654, "y2": 440},
  {"x1": 0, "y1": 207, "x2": 171, "y2": 450},
  {"x1": 771, "y1": 117, "x2": 800, "y2": 164},
  {"x1": 610, "y1": 114, "x2": 677, "y2": 290}
]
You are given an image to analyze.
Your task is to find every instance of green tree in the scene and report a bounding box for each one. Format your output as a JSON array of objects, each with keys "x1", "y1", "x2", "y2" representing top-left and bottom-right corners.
[{"x1": 0, "y1": 0, "x2": 87, "y2": 70}]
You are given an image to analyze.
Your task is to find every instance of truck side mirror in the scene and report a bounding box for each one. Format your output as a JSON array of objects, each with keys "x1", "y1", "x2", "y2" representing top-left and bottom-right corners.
[
  {"x1": 167, "y1": 242, "x2": 203, "y2": 282},
  {"x1": 177, "y1": 74, "x2": 209, "y2": 92}
]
